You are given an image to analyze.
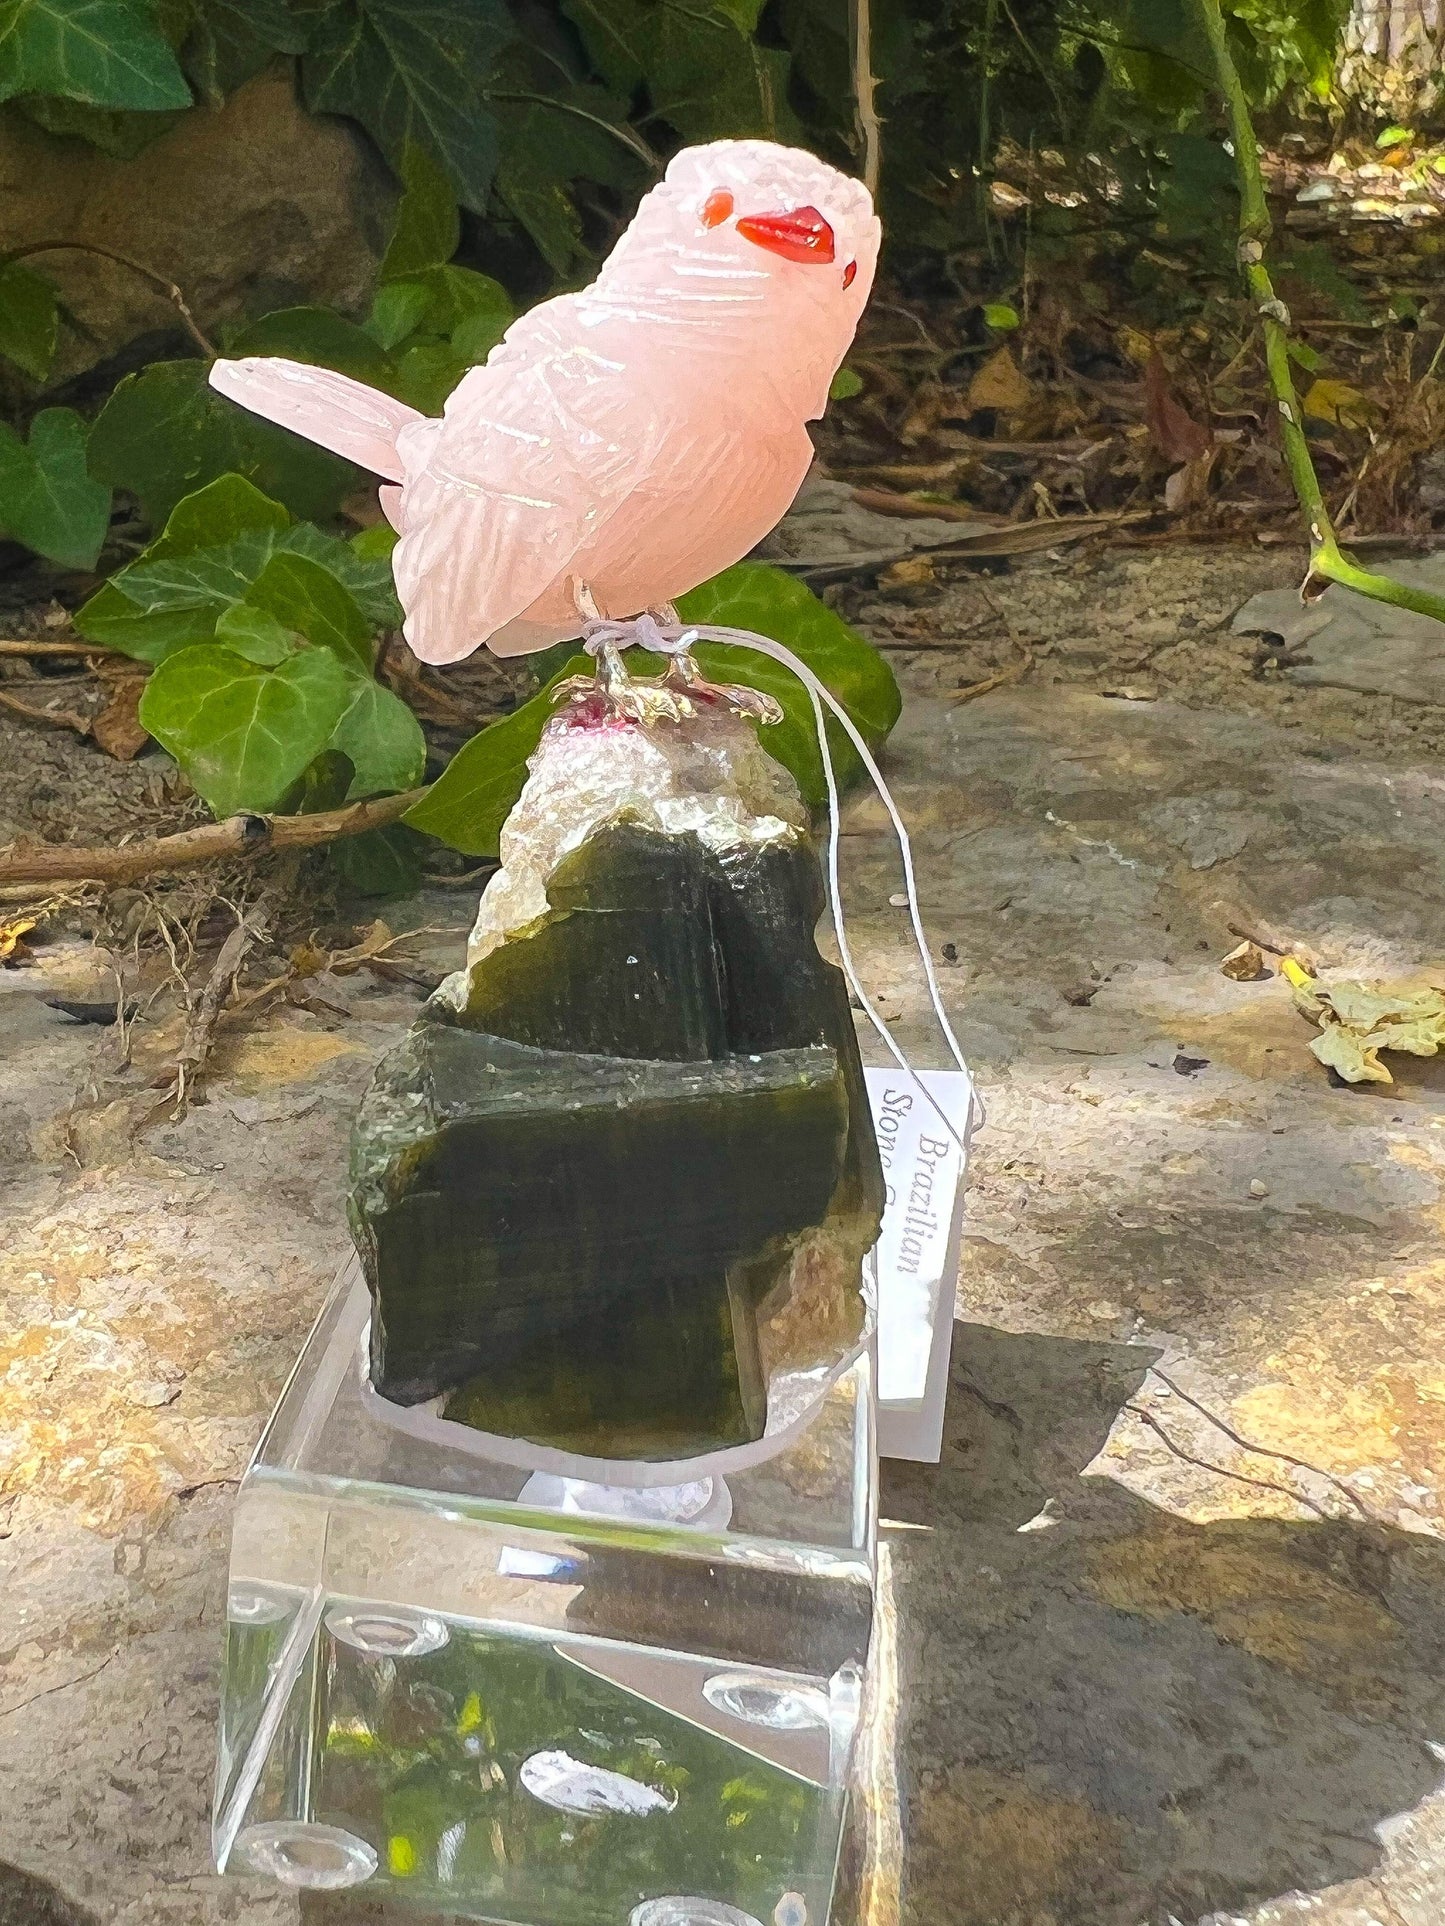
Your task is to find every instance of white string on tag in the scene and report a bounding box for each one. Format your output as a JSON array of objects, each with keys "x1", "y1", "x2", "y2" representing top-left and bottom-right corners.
[{"x1": 581, "y1": 615, "x2": 975, "y2": 1152}]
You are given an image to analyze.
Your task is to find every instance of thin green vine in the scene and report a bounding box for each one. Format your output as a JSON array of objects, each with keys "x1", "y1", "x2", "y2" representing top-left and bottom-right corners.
[{"x1": 1194, "y1": 0, "x2": 1445, "y2": 627}]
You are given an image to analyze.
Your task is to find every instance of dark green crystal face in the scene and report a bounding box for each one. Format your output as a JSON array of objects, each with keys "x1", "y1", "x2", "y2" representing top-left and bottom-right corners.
[{"x1": 349, "y1": 823, "x2": 884, "y2": 1459}]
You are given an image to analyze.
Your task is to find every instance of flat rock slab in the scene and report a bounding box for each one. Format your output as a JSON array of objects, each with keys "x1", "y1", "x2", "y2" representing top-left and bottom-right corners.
[
  {"x1": 6, "y1": 543, "x2": 1445, "y2": 1926},
  {"x1": 1234, "y1": 553, "x2": 1445, "y2": 703}
]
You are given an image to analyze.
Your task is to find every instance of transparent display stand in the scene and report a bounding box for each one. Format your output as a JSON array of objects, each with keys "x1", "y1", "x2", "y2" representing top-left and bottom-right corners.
[{"x1": 214, "y1": 1258, "x2": 878, "y2": 1926}]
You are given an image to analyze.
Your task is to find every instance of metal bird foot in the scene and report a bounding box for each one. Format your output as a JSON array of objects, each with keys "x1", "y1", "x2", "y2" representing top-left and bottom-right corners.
[
  {"x1": 553, "y1": 642, "x2": 691, "y2": 726},
  {"x1": 553, "y1": 644, "x2": 784, "y2": 727},
  {"x1": 662, "y1": 649, "x2": 785, "y2": 725}
]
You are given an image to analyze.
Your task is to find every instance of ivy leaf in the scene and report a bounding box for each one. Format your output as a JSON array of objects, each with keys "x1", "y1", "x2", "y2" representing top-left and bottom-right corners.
[
  {"x1": 487, "y1": 80, "x2": 644, "y2": 273},
  {"x1": 17, "y1": 93, "x2": 181, "y2": 150},
  {"x1": 407, "y1": 567, "x2": 900, "y2": 854},
  {"x1": 403, "y1": 668, "x2": 574, "y2": 856},
  {"x1": 0, "y1": 0, "x2": 193, "y2": 109},
  {"x1": 409, "y1": 263, "x2": 512, "y2": 338},
  {"x1": 227, "y1": 306, "x2": 397, "y2": 389},
  {"x1": 244, "y1": 549, "x2": 373, "y2": 670},
  {"x1": 0, "y1": 407, "x2": 111, "y2": 569},
  {"x1": 139, "y1": 644, "x2": 355, "y2": 817},
  {"x1": 331, "y1": 822, "x2": 423, "y2": 895},
  {"x1": 828, "y1": 366, "x2": 862, "y2": 401},
  {"x1": 282, "y1": 521, "x2": 401, "y2": 627},
  {"x1": 392, "y1": 339, "x2": 466, "y2": 413},
  {"x1": 367, "y1": 278, "x2": 432, "y2": 351},
  {"x1": 75, "y1": 478, "x2": 399, "y2": 660},
  {"x1": 0, "y1": 260, "x2": 58, "y2": 382},
  {"x1": 72, "y1": 586, "x2": 217, "y2": 659},
  {"x1": 332, "y1": 675, "x2": 425, "y2": 797},
  {"x1": 300, "y1": 0, "x2": 513, "y2": 214},
  {"x1": 140, "y1": 471, "x2": 291, "y2": 557},
  {"x1": 496, "y1": 165, "x2": 585, "y2": 277},
  {"x1": 89, "y1": 359, "x2": 357, "y2": 524},
  {"x1": 380, "y1": 138, "x2": 459, "y2": 279},
  {"x1": 351, "y1": 520, "x2": 397, "y2": 564},
  {"x1": 678, "y1": 562, "x2": 901, "y2": 807},
  {"x1": 180, "y1": 0, "x2": 306, "y2": 105},
  {"x1": 101, "y1": 529, "x2": 279, "y2": 614},
  {"x1": 214, "y1": 602, "x2": 300, "y2": 665},
  {"x1": 562, "y1": 0, "x2": 795, "y2": 142}
]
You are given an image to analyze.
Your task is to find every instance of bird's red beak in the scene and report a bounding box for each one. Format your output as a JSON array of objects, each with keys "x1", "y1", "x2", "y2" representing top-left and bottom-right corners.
[{"x1": 735, "y1": 205, "x2": 836, "y2": 265}]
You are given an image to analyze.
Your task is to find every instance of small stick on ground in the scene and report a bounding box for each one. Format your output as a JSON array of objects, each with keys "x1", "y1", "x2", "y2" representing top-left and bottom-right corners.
[
  {"x1": 0, "y1": 788, "x2": 426, "y2": 889},
  {"x1": 0, "y1": 688, "x2": 93, "y2": 734},
  {"x1": 1149, "y1": 1368, "x2": 1373, "y2": 1518},
  {"x1": 0, "y1": 640, "x2": 118, "y2": 658},
  {"x1": 170, "y1": 902, "x2": 269, "y2": 1117},
  {"x1": 1126, "y1": 1401, "x2": 1335, "y2": 1520},
  {"x1": 949, "y1": 647, "x2": 1034, "y2": 705}
]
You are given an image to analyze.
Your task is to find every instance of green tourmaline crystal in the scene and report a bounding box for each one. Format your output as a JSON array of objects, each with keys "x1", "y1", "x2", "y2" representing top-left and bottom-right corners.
[{"x1": 348, "y1": 710, "x2": 884, "y2": 1459}]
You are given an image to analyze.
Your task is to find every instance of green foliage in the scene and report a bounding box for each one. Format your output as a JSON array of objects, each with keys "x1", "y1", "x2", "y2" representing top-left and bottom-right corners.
[
  {"x1": 74, "y1": 473, "x2": 398, "y2": 659},
  {"x1": 402, "y1": 672, "x2": 572, "y2": 857},
  {"x1": 562, "y1": 0, "x2": 797, "y2": 144},
  {"x1": 379, "y1": 140, "x2": 459, "y2": 279},
  {"x1": 245, "y1": 548, "x2": 375, "y2": 670},
  {"x1": 0, "y1": 260, "x2": 59, "y2": 382},
  {"x1": 0, "y1": 0, "x2": 190, "y2": 110},
  {"x1": 77, "y1": 473, "x2": 420, "y2": 814},
  {"x1": 180, "y1": 0, "x2": 306, "y2": 106},
  {"x1": 982, "y1": 304, "x2": 1020, "y2": 331},
  {"x1": 139, "y1": 644, "x2": 356, "y2": 816},
  {"x1": 679, "y1": 563, "x2": 903, "y2": 807},
  {"x1": 228, "y1": 307, "x2": 397, "y2": 389},
  {"x1": 406, "y1": 563, "x2": 900, "y2": 857},
  {"x1": 299, "y1": 0, "x2": 514, "y2": 213},
  {"x1": 88, "y1": 360, "x2": 357, "y2": 524},
  {"x1": 0, "y1": 407, "x2": 110, "y2": 567}
]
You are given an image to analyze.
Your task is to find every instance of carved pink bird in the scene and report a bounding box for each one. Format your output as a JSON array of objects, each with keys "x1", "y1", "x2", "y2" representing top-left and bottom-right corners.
[{"x1": 210, "y1": 139, "x2": 879, "y2": 707}]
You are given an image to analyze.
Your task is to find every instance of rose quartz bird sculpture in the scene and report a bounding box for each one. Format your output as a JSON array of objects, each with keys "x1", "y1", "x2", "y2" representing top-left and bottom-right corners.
[{"x1": 210, "y1": 139, "x2": 879, "y2": 711}]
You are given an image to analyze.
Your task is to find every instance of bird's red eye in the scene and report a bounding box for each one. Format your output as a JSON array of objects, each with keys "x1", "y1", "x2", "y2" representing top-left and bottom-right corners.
[
  {"x1": 701, "y1": 188, "x2": 734, "y2": 229},
  {"x1": 843, "y1": 260, "x2": 857, "y2": 290}
]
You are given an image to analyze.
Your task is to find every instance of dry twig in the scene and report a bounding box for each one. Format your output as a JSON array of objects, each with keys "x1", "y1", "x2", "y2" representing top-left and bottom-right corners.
[
  {"x1": 1126, "y1": 1401, "x2": 1335, "y2": 1520},
  {"x1": 6, "y1": 241, "x2": 217, "y2": 357},
  {"x1": 948, "y1": 645, "x2": 1034, "y2": 706},
  {"x1": 171, "y1": 902, "x2": 268, "y2": 1115},
  {"x1": 0, "y1": 789, "x2": 425, "y2": 889},
  {"x1": 0, "y1": 687, "x2": 93, "y2": 735},
  {"x1": 0, "y1": 639, "x2": 116, "y2": 658}
]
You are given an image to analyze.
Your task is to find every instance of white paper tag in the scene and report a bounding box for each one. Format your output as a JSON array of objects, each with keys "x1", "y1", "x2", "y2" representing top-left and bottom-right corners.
[{"x1": 865, "y1": 1067, "x2": 976, "y2": 1463}]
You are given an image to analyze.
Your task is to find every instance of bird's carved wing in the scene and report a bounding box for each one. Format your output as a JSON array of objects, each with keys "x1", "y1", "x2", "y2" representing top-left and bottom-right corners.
[{"x1": 391, "y1": 324, "x2": 658, "y2": 664}]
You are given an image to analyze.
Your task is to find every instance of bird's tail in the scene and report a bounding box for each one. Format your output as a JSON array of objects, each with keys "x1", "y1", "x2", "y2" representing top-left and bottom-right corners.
[{"x1": 209, "y1": 358, "x2": 423, "y2": 485}]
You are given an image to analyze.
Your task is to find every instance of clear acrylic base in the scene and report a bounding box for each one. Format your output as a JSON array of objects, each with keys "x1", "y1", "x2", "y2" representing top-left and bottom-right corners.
[{"x1": 214, "y1": 1259, "x2": 878, "y2": 1926}]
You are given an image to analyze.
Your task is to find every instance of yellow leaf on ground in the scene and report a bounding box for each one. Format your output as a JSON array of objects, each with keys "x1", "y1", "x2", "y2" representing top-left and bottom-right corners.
[
  {"x1": 1301, "y1": 379, "x2": 1376, "y2": 428},
  {"x1": 1317, "y1": 981, "x2": 1444, "y2": 1029},
  {"x1": 968, "y1": 346, "x2": 1032, "y2": 415},
  {"x1": 1310, "y1": 1023, "x2": 1393, "y2": 1084},
  {"x1": 1116, "y1": 327, "x2": 1154, "y2": 369},
  {"x1": 1293, "y1": 975, "x2": 1445, "y2": 1083},
  {"x1": 0, "y1": 916, "x2": 36, "y2": 964}
]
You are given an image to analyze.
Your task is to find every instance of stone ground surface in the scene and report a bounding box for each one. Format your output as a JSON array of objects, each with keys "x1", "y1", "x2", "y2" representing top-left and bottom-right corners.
[{"x1": 5, "y1": 540, "x2": 1445, "y2": 1926}]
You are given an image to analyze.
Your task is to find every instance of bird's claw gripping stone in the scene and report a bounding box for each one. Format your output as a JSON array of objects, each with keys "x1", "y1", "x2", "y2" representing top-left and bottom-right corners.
[
  {"x1": 551, "y1": 649, "x2": 784, "y2": 729},
  {"x1": 552, "y1": 672, "x2": 694, "y2": 726},
  {"x1": 663, "y1": 651, "x2": 785, "y2": 725}
]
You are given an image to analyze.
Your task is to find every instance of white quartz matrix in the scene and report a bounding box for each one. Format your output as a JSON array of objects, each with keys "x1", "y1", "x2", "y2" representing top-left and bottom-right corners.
[{"x1": 445, "y1": 706, "x2": 810, "y2": 996}]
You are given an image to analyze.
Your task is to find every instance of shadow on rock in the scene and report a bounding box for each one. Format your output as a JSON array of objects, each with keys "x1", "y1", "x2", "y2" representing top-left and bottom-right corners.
[
  {"x1": 883, "y1": 1322, "x2": 1445, "y2": 1926},
  {"x1": 0, "y1": 1861, "x2": 100, "y2": 1926}
]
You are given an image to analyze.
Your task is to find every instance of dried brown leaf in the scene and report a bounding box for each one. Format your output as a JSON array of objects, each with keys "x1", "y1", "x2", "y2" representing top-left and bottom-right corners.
[
  {"x1": 968, "y1": 347, "x2": 1032, "y2": 416},
  {"x1": 1144, "y1": 352, "x2": 1211, "y2": 466},
  {"x1": 91, "y1": 674, "x2": 149, "y2": 762}
]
